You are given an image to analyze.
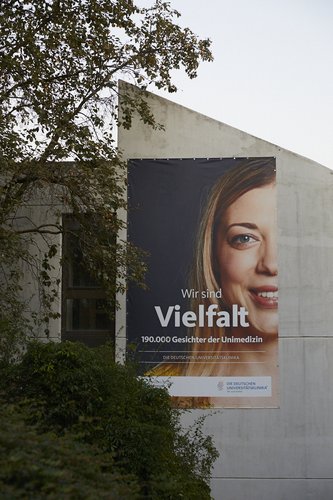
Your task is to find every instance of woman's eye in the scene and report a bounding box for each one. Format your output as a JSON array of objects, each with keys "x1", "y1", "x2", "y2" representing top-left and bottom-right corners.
[{"x1": 230, "y1": 234, "x2": 257, "y2": 247}]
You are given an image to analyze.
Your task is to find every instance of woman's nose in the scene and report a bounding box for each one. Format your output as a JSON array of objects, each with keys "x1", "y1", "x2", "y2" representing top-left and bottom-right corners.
[{"x1": 256, "y1": 238, "x2": 278, "y2": 276}]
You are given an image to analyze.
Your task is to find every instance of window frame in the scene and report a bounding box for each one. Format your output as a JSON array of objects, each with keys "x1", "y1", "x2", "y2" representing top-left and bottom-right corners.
[{"x1": 61, "y1": 214, "x2": 114, "y2": 347}]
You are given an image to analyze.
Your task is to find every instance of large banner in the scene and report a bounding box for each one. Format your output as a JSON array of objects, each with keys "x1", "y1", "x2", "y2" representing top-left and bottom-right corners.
[{"x1": 127, "y1": 158, "x2": 279, "y2": 408}]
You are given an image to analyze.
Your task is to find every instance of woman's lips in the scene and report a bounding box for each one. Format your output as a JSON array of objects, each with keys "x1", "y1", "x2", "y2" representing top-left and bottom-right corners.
[{"x1": 249, "y1": 286, "x2": 278, "y2": 309}]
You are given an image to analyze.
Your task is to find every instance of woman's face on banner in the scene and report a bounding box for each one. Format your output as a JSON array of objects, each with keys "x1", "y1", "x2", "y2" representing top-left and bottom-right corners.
[{"x1": 216, "y1": 183, "x2": 278, "y2": 334}]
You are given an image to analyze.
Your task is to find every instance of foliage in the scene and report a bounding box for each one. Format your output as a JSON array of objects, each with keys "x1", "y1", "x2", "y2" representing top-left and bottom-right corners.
[
  {"x1": 0, "y1": 0, "x2": 213, "y2": 334},
  {"x1": 2, "y1": 341, "x2": 218, "y2": 499},
  {"x1": 0, "y1": 404, "x2": 140, "y2": 499}
]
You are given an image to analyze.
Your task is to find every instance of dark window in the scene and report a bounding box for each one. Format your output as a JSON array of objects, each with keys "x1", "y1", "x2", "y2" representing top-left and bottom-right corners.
[{"x1": 61, "y1": 215, "x2": 114, "y2": 347}]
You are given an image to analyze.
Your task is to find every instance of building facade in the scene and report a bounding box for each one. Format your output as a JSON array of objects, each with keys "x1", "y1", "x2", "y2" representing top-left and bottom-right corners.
[
  {"x1": 117, "y1": 82, "x2": 333, "y2": 499},
  {"x1": 19, "y1": 81, "x2": 333, "y2": 499}
]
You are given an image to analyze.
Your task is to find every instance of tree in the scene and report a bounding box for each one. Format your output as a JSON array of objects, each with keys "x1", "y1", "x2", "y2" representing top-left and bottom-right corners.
[{"x1": 0, "y1": 0, "x2": 213, "y2": 343}]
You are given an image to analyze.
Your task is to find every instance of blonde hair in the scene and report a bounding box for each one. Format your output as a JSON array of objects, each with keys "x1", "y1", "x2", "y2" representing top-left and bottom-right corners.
[{"x1": 186, "y1": 158, "x2": 276, "y2": 376}]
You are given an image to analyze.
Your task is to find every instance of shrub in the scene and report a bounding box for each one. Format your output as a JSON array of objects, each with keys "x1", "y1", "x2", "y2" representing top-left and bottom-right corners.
[
  {"x1": 2, "y1": 341, "x2": 218, "y2": 499},
  {"x1": 0, "y1": 403, "x2": 139, "y2": 499}
]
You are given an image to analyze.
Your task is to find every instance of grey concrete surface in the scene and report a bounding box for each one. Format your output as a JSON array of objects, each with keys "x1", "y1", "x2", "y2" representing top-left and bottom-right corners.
[{"x1": 118, "y1": 81, "x2": 333, "y2": 500}]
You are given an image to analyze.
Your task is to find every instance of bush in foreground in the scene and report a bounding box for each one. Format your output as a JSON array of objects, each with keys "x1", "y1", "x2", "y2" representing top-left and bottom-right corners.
[
  {"x1": 0, "y1": 404, "x2": 139, "y2": 499},
  {"x1": 1, "y1": 341, "x2": 218, "y2": 499}
]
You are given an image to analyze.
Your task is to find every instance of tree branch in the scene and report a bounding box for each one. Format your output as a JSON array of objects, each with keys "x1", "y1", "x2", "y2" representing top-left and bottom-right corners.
[{"x1": 12, "y1": 224, "x2": 63, "y2": 236}]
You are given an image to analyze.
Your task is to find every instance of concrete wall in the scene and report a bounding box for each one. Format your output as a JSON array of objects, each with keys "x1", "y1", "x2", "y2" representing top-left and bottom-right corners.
[
  {"x1": 118, "y1": 82, "x2": 333, "y2": 499},
  {"x1": 12, "y1": 188, "x2": 64, "y2": 342}
]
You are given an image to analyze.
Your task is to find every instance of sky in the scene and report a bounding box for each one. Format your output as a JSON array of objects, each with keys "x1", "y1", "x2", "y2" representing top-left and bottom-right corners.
[{"x1": 137, "y1": 0, "x2": 333, "y2": 169}]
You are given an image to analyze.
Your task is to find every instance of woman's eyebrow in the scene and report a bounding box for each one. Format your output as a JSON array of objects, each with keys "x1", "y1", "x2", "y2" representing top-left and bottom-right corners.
[{"x1": 226, "y1": 222, "x2": 258, "y2": 230}]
